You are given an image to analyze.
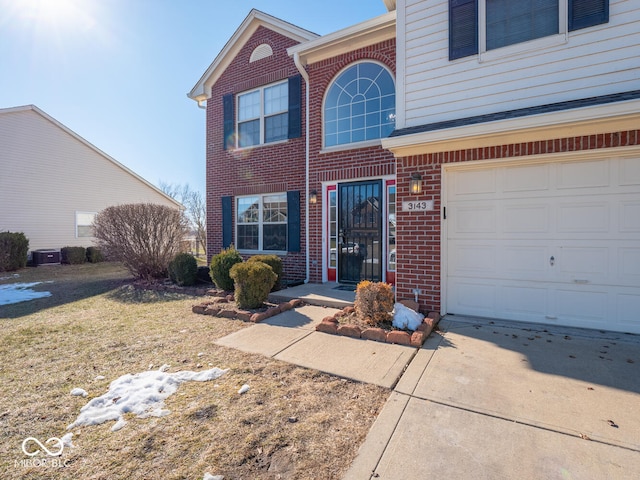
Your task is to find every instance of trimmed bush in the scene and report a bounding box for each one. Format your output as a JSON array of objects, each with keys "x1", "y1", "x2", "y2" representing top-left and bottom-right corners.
[
  {"x1": 61, "y1": 246, "x2": 87, "y2": 265},
  {"x1": 247, "y1": 254, "x2": 283, "y2": 291},
  {"x1": 92, "y1": 203, "x2": 189, "y2": 280},
  {"x1": 168, "y1": 253, "x2": 198, "y2": 286},
  {"x1": 230, "y1": 261, "x2": 277, "y2": 309},
  {"x1": 209, "y1": 246, "x2": 243, "y2": 291},
  {"x1": 354, "y1": 280, "x2": 395, "y2": 326},
  {"x1": 86, "y1": 246, "x2": 105, "y2": 263},
  {"x1": 0, "y1": 231, "x2": 29, "y2": 272}
]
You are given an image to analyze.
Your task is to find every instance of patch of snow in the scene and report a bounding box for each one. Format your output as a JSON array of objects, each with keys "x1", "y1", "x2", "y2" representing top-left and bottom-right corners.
[
  {"x1": 238, "y1": 384, "x2": 250, "y2": 395},
  {"x1": 203, "y1": 474, "x2": 224, "y2": 480},
  {"x1": 0, "y1": 282, "x2": 52, "y2": 305},
  {"x1": 67, "y1": 367, "x2": 228, "y2": 431},
  {"x1": 0, "y1": 273, "x2": 20, "y2": 281},
  {"x1": 94, "y1": 375, "x2": 106, "y2": 381},
  {"x1": 70, "y1": 388, "x2": 88, "y2": 397},
  {"x1": 392, "y1": 303, "x2": 424, "y2": 331},
  {"x1": 60, "y1": 432, "x2": 74, "y2": 448},
  {"x1": 159, "y1": 364, "x2": 170, "y2": 372}
]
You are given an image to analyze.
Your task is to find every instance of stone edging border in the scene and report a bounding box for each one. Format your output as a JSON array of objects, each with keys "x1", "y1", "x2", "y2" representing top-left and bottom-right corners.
[
  {"x1": 316, "y1": 306, "x2": 441, "y2": 347},
  {"x1": 192, "y1": 296, "x2": 304, "y2": 323}
]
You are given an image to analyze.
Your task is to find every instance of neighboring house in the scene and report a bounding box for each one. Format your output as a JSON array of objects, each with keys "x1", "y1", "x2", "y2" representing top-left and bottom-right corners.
[
  {"x1": 190, "y1": 1, "x2": 640, "y2": 335},
  {"x1": 0, "y1": 105, "x2": 182, "y2": 255}
]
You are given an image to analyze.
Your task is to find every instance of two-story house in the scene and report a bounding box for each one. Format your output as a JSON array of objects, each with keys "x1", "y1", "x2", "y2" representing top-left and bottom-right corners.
[{"x1": 190, "y1": 0, "x2": 640, "y2": 335}]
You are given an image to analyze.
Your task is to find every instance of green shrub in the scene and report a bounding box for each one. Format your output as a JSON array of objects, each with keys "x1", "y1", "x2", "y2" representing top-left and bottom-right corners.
[
  {"x1": 86, "y1": 246, "x2": 105, "y2": 263},
  {"x1": 354, "y1": 280, "x2": 395, "y2": 326},
  {"x1": 247, "y1": 254, "x2": 283, "y2": 291},
  {"x1": 209, "y1": 246, "x2": 243, "y2": 291},
  {"x1": 61, "y1": 246, "x2": 87, "y2": 265},
  {"x1": 0, "y1": 231, "x2": 29, "y2": 272},
  {"x1": 168, "y1": 253, "x2": 198, "y2": 286},
  {"x1": 230, "y1": 261, "x2": 277, "y2": 309}
]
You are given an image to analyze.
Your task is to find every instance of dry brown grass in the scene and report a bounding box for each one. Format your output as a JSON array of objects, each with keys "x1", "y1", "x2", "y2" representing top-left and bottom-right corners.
[{"x1": 0, "y1": 263, "x2": 388, "y2": 479}]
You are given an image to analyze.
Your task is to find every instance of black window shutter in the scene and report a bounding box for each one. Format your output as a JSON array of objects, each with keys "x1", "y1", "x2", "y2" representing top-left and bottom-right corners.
[
  {"x1": 449, "y1": 0, "x2": 478, "y2": 60},
  {"x1": 221, "y1": 196, "x2": 232, "y2": 248},
  {"x1": 288, "y1": 75, "x2": 302, "y2": 139},
  {"x1": 223, "y1": 93, "x2": 234, "y2": 150},
  {"x1": 569, "y1": 0, "x2": 609, "y2": 31},
  {"x1": 287, "y1": 190, "x2": 301, "y2": 252}
]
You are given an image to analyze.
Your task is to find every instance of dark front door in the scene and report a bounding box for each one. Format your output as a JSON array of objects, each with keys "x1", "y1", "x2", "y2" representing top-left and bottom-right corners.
[{"x1": 338, "y1": 180, "x2": 383, "y2": 283}]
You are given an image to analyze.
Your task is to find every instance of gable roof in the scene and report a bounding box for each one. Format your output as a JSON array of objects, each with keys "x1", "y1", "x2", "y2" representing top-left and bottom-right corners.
[
  {"x1": 188, "y1": 9, "x2": 319, "y2": 104},
  {"x1": 0, "y1": 104, "x2": 182, "y2": 209}
]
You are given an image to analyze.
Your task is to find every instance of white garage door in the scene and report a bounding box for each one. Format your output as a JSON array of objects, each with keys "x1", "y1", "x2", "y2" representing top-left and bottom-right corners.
[{"x1": 445, "y1": 156, "x2": 640, "y2": 334}]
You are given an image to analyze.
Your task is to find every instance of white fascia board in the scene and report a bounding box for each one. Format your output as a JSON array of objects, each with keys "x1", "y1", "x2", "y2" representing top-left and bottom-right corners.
[
  {"x1": 287, "y1": 11, "x2": 396, "y2": 66},
  {"x1": 188, "y1": 9, "x2": 318, "y2": 101},
  {"x1": 382, "y1": 99, "x2": 640, "y2": 157}
]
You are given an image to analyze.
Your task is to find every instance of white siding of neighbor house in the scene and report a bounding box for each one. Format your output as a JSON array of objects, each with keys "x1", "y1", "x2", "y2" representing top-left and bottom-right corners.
[
  {"x1": 396, "y1": 0, "x2": 640, "y2": 130},
  {"x1": 0, "y1": 108, "x2": 181, "y2": 252}
]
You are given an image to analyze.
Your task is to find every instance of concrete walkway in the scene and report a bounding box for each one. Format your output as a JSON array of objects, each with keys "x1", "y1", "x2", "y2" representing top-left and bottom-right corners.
[{"x1": 214, "y1": 306, "x2": 640, "y2": 479}]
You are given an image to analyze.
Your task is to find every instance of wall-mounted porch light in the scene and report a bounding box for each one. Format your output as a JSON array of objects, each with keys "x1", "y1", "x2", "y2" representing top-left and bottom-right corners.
[
  {"x1": 309, "y1": 190, "x2": 318, "y2": 204},
  {"x1": 410, "y1": 173, "x2": 422, "y2": 194}
]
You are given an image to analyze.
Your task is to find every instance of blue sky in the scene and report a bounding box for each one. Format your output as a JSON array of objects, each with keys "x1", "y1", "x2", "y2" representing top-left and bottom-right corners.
[{"x1": 0, "y1": 0, "x2": 388, "y2": 195}]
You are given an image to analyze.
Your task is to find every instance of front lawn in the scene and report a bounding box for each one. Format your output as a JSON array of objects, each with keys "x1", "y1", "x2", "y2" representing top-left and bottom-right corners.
[{"x1": 0, "y1": 263, "x2": 387, "y2": 479}]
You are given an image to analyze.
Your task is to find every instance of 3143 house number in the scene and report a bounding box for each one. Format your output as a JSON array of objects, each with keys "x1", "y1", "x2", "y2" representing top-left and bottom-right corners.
[{"x1": 402, "y1": 200, "x2": 434, "y2": 212}]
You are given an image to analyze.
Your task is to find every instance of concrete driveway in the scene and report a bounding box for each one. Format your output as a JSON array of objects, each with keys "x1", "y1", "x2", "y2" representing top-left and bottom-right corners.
[{"x1": 346, "y1": 316, "x2": 640, "y2": 479}]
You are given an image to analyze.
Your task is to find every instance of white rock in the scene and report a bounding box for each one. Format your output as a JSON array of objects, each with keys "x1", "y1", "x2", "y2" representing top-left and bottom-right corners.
[{"x1": 238, "y1": 384, "x2": 250, "y2": 394}]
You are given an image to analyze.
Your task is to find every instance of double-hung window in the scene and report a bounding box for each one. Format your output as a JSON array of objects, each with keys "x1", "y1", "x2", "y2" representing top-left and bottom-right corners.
[
  {"x1": 237, "y1": 81, "x2": 288, "y2": 148},
  {"x1": 449, "y1": 0, "x2": 609, "y2": 60},
  {"x1": 236, "y1": 193, "x2": 287, "y2": 252},
  {"x1": 76, "y1": 212, "x2": 96, "y2": 238}
]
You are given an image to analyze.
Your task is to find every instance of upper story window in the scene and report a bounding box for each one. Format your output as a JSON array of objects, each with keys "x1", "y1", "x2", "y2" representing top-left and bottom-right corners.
[
  {"x1": 237, "y1": 81, "x2": 288, "y2": 148},
  {"x1": 449, "y1": 0, "x2": 609, "y2": 60},
  {"x1": 222, "y1": 76, "x2": 302, "y2": 151},
  {"x1": 324, "y1": 62, "x2": 396, "y2": 148}
]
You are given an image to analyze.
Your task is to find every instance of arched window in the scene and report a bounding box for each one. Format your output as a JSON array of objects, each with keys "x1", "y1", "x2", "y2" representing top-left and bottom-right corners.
[{"x1": 324, "y1": 62, "x2": 395, "y2": 148}]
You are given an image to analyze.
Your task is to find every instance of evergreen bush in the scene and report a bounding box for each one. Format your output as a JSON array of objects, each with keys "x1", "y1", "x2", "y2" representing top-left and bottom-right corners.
[
  {"x1": 354, "y1": 280, "x2": 395, "y2": 326},
  {"x1": 229, "y1": 261, "x2": 277, "y2": 309},
  {"x1": 0, "y1": 231, "x2": 29, "y2": 272},
  {"x1": 61, "y1": 246, "x2": 87, "y2": 265},
  {"x1": 86, "y1": 246, "x2": 105, "y2": 263},
  {"x1": 209, "y1": 246, "x2": 243, "y2": 291},
  {"x1": 168, "y1": 253, "x2": 198, "y2": 286},
  {"x1": 247, "y1": 254, "x2": 283, "y2": 291}
]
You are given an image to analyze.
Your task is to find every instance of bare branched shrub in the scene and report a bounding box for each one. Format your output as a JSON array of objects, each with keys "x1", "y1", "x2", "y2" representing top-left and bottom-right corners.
[
  {"x1": 93, "y1": 203, "x2": 189, "y2": 280},
  {"x1": 354, "y1": 280, "x2": 395, "y2": 326}
]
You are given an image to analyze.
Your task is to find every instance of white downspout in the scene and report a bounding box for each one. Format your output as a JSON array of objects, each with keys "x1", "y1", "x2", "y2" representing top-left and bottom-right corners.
[{"x1": 293, "y1": 52, "x2": 311, "y2": 284}]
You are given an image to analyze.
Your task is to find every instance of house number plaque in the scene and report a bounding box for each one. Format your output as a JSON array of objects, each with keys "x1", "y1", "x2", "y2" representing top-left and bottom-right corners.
[{"x1": 402, "y1": 200, "x2": 434, "y2": 212}]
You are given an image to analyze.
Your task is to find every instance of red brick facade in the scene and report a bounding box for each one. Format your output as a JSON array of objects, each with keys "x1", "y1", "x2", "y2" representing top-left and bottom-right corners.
[
  {"x1": 394, "y1": 130, "x2": 640, "y2": 312},
  {"x1": 306, "y1": 39, "x2": 397, "y2": 283},
  {"x1": 206, "y1": 26, "x2": 307, "y2": 280}
]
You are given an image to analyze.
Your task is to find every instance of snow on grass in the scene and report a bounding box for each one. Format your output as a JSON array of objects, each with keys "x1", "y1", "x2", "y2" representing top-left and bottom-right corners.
[
  {"x1": 0, "y1": 282, "x2": 52, "y2": 305},
  {"x1": 70, "y1": 388, "x2": 88, "y2": 397},
  {"x1": 67, "y1": 367, "x2": 228, "y2": 432}
]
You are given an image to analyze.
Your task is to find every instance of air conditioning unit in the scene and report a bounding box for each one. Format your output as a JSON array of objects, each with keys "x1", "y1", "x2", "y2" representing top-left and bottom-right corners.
[{"x1": 32, "y1": 249, "x2": 61, "y2": 266}]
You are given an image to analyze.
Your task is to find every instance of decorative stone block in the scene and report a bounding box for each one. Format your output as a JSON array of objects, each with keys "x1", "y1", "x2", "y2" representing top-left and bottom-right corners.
[
  {"x1": 204, "y1": 306, "x2": 221, "y2": 316},
  {"x1": 192, "y1": 305, "x2": 207, "y2": 315},
  {"x1": 316, "y1": 322, "x2": 338, "y2": 334},
  {"x1": 361, "y1": 328, "x2": 387, "y2": 343},
  {"x1": 280, "y1": 302, "x2": 293, "y2": 312},
  {"x1": 289, "y1": 299, "x2": 304, "y2": 308},
  {"x1": 399, "y1": 299, "x2": 419, "y2": 312},
  {"x1": 386, "y1": 330, "x2": 411, "y2": 346},
  {"x1": 427, "y1": 311, "x2": 441, "y2": 323},
  {"x1": 220, "y1": 310, "x2": 237, "y2": 319},
  {"x1": 337, "y1": 325, "x2": 362, "y2": 338},
  {"x1": 236, "y1": 310, "x2": 253, "y2": 322},
  {"x1": 322, "y1": 316, "x2": 339, "y2": 324},
  {"x1": 410, "y1": 330, "x2": 428, "y2": 347},
  {"x1": 343, "y1": 306, "x2": 356, "y2": 315}
]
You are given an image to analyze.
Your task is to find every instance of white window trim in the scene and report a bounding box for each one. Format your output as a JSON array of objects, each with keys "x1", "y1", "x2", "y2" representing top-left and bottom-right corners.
[
  {"x1": 236, "y1": 193, "x2": 287, "y2": 254},
  {"x1": 322, "y1": 60, "x2": 396, "y2": 150},
  {"x1": 75, "y1": 211, "x2": 97, "y2": 238},
  {"x1": 478, "y1": 0, "x2": 568, "y2": 63},
  {"x1": 236, "y1": 80, "x2": 288, "y2": 148}
]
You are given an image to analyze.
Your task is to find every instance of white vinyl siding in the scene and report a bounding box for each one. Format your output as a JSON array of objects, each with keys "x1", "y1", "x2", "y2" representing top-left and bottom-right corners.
[
  {"x1": 397, "y1": 0, "x2": 640, "y2": 130},
  {"x1": 0, "y1": 108, "x2": 180, "y2": 251}
]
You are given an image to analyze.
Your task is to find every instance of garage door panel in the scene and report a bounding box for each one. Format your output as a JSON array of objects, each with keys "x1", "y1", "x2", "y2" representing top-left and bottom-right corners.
[
  {"x1": 445, "y1": 156, "x2": 640, "y2": 334},
  {"x1": 556, "y1": 159, "x2": 610, "y2": 190}
]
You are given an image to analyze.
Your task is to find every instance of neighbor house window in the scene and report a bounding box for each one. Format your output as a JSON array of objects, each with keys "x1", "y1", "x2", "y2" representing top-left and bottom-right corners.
[
  {"x1": 76, "y1": 212, "x2": 96, "y2": 238},
  {"x1": 237, "y1": 81, "x2": 288, "y2": 148},
  {"x1": 449, "y1": 0, "x2": 609, "y2": 60},
  {"x1": 324, "y1": 62, "x2": 396, "y2": 148},
  {"x1": 236, "y1": 193, "x2": 287, "y2": 251}
]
